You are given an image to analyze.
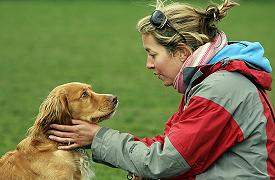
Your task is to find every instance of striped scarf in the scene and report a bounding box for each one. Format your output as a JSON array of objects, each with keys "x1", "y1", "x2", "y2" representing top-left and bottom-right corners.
[{"x1": 173, "y1": 32, "x2": 228, "y2": 94}]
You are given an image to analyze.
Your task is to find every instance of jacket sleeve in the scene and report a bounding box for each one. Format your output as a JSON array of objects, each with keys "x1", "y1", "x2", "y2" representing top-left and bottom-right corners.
[
  {"x1": 91, "y1": 127, "x2": 191, "y2": 179},
  {"x1": 133, "y1": 111, "x2": 182, "y2": 147},
  {"x1": 91, "y1": 71, "x2": 251, "y2": 178}
]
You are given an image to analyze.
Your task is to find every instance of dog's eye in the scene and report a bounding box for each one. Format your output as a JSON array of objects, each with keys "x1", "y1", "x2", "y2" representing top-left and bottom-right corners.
[{"x1": 81, "y1": 91, "x2": 89, "y2": 98}]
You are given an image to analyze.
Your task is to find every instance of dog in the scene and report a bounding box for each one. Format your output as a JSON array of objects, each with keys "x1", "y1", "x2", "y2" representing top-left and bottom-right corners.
[{"x1": 0, "y1": 82, "x2": 118, "y2": 180}]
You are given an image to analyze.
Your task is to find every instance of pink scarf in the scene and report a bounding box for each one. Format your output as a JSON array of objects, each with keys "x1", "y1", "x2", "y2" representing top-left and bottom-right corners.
[{"x1": 173, "y1": 32, "x2": 228, "y2": 94}]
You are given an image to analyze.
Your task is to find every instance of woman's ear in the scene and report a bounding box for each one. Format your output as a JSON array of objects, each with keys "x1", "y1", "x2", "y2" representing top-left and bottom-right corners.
[
  {"x1": 173, "y1": 45, "x2": 192, "y2": 62},
  {"x1": 35, "y1": 93, "x2": 72, "y2": 134}
]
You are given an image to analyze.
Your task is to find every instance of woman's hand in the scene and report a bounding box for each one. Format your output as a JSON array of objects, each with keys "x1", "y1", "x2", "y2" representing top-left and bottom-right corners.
[{"x1": 47, "y1": 119, "x2": 101, "y2": 150}]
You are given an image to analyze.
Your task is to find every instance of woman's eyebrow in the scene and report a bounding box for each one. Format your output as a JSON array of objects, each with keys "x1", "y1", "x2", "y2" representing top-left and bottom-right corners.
[{"x1": 145, "y1": 48, "x2": 155, "y2": 53}]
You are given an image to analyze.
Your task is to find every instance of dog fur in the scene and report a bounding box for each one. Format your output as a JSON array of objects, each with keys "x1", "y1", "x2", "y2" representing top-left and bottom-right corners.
[{"x1": 0, "y1": 82, "x2": 118, "y2": 180}]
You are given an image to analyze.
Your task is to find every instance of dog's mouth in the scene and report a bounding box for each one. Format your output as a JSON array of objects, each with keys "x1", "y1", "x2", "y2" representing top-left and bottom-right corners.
[
  {"x1": 90, "y1": 100, "x2": 119, "y2": 123},
  {"x1": 100, "y1": 109, "x2": 116, "y2": 121},
  {"x1": 90, "y1": 110, "x2": 116, "y2": 123},
  {"x1": 90, "y1": 102, "x2": 118, "y2": 123}
]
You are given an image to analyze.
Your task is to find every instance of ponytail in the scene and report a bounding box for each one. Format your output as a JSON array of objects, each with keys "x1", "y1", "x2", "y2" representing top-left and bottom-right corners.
[{"x1": 197, "y1": 0, "x2": 239, "y2": 39}]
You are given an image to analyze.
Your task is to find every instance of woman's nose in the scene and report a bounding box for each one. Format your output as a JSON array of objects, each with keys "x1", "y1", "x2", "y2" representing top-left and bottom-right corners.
[{"x1": 146, "y1": 57, "x2": 155, "y2": 69}]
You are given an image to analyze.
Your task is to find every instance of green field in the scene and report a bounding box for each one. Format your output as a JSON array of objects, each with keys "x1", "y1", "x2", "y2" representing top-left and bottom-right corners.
[{"x1": 0, "y1": 0, "x2": 275, "y2": 179}]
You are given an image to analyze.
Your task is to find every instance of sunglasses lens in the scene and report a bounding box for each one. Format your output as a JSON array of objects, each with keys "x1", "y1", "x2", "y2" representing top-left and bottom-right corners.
[
  {"x1": 150, "y1": 10, "x2": 166, "y2": 28},
  {"x1": 149, "y1": 10, "x2": 186, "y2": 43}
]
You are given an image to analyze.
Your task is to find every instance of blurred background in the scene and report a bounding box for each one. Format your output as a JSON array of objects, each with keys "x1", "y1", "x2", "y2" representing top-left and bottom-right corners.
[{"x1": 0, "y1": 0, "x2": 274, "y2": 179}]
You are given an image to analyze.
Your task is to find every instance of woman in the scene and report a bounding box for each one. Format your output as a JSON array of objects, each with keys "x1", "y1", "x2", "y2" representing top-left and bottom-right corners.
[{"x1": 48, "y1": 0, "x2": 275, "y2": 179}]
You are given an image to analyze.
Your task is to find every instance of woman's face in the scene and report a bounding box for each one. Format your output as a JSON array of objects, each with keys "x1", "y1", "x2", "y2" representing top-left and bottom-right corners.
[{"x1": 142, "y1": 34, "x2": 184, "y2": 86}]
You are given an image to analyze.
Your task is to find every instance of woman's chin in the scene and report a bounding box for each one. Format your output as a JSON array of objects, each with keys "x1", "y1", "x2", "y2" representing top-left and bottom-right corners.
[
  {"x1": 162, "y1": 80, "x2": 173, "y2": 86},
  {"x1": 158, "y1": 76, "x2": 173, "y2": 86}
]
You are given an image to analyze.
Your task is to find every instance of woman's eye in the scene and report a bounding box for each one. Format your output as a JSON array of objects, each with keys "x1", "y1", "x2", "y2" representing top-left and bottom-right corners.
[
  {"x1": 81, "y1": 91, "x2": 89, "y2": 98},
  {"x1": 150, "y1": 54, "x2": 156, "y2": 58}
]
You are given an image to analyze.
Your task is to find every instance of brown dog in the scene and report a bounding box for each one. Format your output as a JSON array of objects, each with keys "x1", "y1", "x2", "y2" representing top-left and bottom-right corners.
[{"x1": 0, "y1": 82, "x2": 118, "y2": 180}]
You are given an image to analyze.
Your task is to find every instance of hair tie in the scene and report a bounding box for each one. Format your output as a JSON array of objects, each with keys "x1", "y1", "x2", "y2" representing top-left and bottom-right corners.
[
  {"x1": 213, "y1": 12, "x2": 217, "y2": 21},
  {"x1": 206, "y1": 5, "x2": 219, "y2": 21}
]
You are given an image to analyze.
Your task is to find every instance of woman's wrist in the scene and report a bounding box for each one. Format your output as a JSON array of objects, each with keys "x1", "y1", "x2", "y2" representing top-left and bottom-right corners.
[{"x1": 90, "y1": 124, "x2": 101, "y2": 143}]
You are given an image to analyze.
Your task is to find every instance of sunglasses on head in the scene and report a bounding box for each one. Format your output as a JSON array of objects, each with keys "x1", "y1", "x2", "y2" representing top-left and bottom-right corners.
[{"x1": 150, "y1": 10, "x2": 186, "y2": 43}]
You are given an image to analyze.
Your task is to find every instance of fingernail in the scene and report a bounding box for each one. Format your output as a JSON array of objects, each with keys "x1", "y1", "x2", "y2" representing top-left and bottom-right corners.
[
  {"x1": 48, "y1": 135, "x2": 53, "y2": 139},
  {"x1": 58, "y1": 147, "x2": 65, "y2": 150}
]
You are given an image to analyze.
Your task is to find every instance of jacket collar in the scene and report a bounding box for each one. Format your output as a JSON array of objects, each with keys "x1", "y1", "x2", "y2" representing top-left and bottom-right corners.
[{"x1": 182, "y1": 60, "x2": 272, "y2": 102}]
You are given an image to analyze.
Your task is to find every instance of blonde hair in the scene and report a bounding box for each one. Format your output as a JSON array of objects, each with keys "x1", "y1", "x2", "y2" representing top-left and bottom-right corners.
[{"x1": 137, "y1": 0, "x2": 239, "y2": 52}]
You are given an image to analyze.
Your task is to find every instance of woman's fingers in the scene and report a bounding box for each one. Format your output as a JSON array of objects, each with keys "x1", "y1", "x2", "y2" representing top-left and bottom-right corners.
[
  {"x1": 48, "y1": 135, "x2": 81, "y2": 150},
  {"x1": 50, "y1": 124, "x2": 77, "y2": 132},
  {"x1": 48, "y1": 135, "x2": 74, "y2": 144},
  {"x1": 49, "y1": 135, "x2": 80, "y2": 150},
  {"x1": 47, "y1": 129, "x2": 75, "y2": 138},
  {"x1": 58, "y1": 143, "x2": 80, "y2": 150},
  {"x1": 72, "y1": 119, "x2": 88, "y2": 125},
  {"x1": 47, "y1": 120, "x2": 100, "y2": 149}
]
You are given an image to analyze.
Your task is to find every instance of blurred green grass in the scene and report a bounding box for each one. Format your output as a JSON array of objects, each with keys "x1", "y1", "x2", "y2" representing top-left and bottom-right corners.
[{"x1": 0, "y1": 0, "x2": 274, "y2": 179}]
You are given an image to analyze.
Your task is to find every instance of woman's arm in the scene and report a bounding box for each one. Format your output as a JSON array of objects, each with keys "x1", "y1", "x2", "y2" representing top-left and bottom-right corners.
[
  {"x1": 47, "y1": 119, "x2": 191, "y2": 179},
  {"x1": 91, "y1": 127, "x2": 191, "y2": 179}
]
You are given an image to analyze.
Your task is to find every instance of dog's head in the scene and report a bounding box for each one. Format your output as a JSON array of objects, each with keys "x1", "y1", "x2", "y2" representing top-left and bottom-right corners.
[{"x1": 34, "y1": 82, "x2": 118, "y2": 134}]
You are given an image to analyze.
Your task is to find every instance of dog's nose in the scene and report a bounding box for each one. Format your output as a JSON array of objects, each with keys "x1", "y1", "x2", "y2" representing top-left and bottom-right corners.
[{"x1": 112, "y1": 96, "x2": 118, "y2": 104}]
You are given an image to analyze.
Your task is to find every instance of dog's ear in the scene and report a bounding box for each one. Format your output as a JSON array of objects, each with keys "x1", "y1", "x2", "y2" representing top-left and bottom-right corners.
[{"x1": 35, "y1": 93, "x2": 72, "y2": 134}]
